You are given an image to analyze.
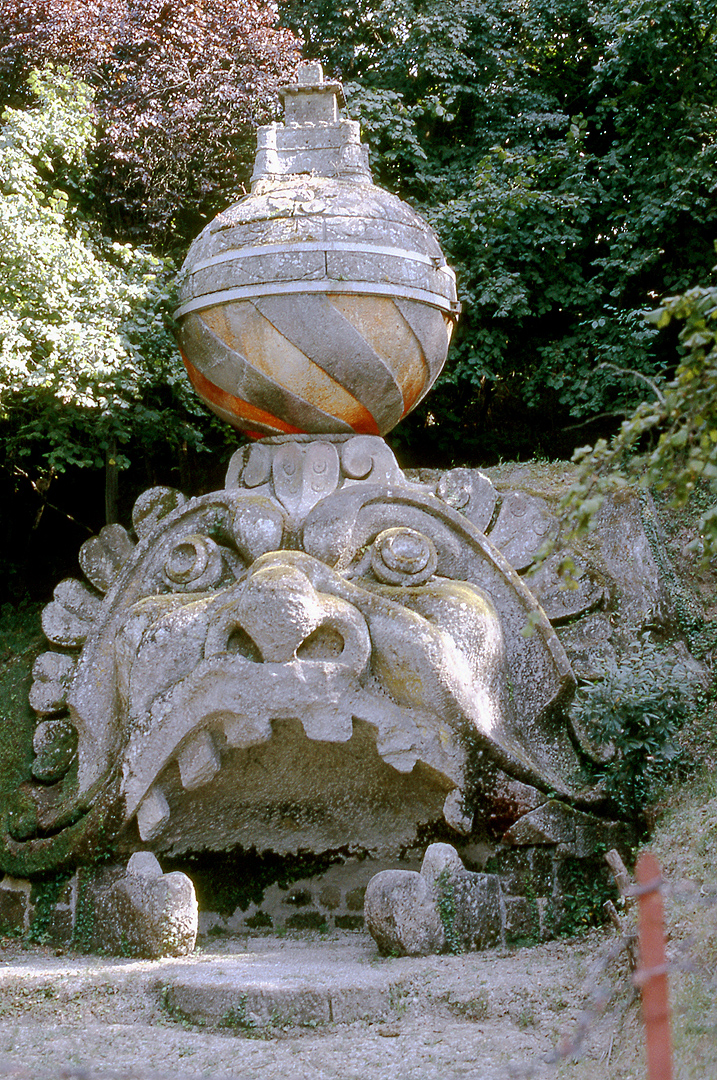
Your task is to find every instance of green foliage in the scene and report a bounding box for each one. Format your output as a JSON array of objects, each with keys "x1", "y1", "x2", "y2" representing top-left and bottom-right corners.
[
  {"x1": 564, "y1": 270, "x2": 717, "y2": 557},
  {"x1": 0, "y1": 68, "x2": 227, "y2": 518},
  {"x1": 570, "y1": 636, "x2": 692, "y2": 819},
  {"x1": 28, "y1": 872, "x2": 70, "y2": 943},
  {"x1": 0, "y1": 0, "x2": 301, "y2": 251},
  {"x1": 0, "y1": 6, "x2": 297, "y2": 594},
  {"x1": 435, "y1": 868, "x2": 462, "y2": 955},
  {"x1": 639, "y1": 489, "x2": 717, "y2": 661},
  {"x1": 280, "y1": 0, "x2": 717, "y2": 464},
  {"x1": 558, "y1": 852, "x2": 616, "y2": 936},
  {"x1": 220, "y1": 995, "x2": 260, "y2": 1034},
  {"x1": 71, "y1": 873, "x2": 95, "y2": 953},
  {"x1": 1, "y1": 68, "x2": 180, "y2": 445}
]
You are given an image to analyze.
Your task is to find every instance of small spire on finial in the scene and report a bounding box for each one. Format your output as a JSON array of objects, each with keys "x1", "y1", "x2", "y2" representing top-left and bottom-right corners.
[
  {"x1": 280, "y1": 62, "x2": 344, "y2": 125},
  {"x1": 297, "y1": 61, "x2": 324, "y2": 86},
  {"x1": 253, "y1": 60, "x2": 369, "y2": 183}
]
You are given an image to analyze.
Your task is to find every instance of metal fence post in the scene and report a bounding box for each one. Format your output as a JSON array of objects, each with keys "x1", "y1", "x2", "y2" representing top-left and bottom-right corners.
[{"x1": 634, "y1": 851, "x2": 673, "y2": 1080}]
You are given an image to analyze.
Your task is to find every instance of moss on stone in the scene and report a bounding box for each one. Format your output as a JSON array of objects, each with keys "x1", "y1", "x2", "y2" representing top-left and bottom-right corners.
[{"x1": 0, "y1": 604, "x2": 44, "y2": 863}]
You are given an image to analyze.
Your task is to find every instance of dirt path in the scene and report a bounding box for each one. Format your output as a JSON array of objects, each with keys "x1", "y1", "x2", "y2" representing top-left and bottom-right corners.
[{"x1": 0, "y1": 928, "x2": 643, "y2": 1080}]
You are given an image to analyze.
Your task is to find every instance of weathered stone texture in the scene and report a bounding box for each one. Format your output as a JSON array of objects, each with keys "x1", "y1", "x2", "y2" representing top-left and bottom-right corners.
[
  {"x1": 78, "y1": 855, "x2": 197, "y2": 958},
  {"x1": 364, "y1": 843, "x2": 503, "y2": 957},
  {"x1": 0, "y1": 878, "x2": 29, "y2": 933},
  {"x1": 364, "y1": 869, "x2": 446, "y2": 956}
]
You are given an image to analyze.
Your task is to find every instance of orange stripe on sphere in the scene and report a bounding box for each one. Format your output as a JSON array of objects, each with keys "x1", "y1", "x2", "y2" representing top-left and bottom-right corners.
[
  {"x1": 199, "y1": 304, "x2": 380, "y2": 436},
  {"x1": 182, "y1": 353, "x2": 304, "y2": 437}
]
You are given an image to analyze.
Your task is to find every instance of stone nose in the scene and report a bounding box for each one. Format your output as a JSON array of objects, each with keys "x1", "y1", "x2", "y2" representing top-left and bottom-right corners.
[
  {"x1": 207, "y1": 561, "x2": 371, "y2": 672},
  {"x1": 236, "y1": 564, "x2": 328, "y2": 663}
]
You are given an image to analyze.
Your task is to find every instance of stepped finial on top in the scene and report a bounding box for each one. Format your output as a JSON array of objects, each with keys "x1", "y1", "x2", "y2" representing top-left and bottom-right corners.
[
  {"x1": 252, "y1": 59, "x2": 369, "y2": 183},
  {"x1": 280, "y1": 61, "x2": 345, "y2": 125}
]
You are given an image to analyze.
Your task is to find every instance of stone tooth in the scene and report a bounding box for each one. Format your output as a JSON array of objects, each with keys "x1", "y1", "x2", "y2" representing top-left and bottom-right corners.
[
  {"x1": 177, "y1": 730, "x2": 221, "y2": 790},
  {"x1": 223, "y1": 714, "x2": 272, "y2": 749},
  {"x1": 300, "y1": 709, "x2": 353, "y2": 743},
  {"x1": 136, "y1": 785, "x2": 170, "y2": 842},
  {"x1": 374, "y1": 729, "x2": 419, "y2": 773}
]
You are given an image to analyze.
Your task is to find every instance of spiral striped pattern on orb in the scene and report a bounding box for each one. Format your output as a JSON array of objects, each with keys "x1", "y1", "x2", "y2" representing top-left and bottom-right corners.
[{"x1": 178, "y1": 292, "x2": 454, "y2": 440}]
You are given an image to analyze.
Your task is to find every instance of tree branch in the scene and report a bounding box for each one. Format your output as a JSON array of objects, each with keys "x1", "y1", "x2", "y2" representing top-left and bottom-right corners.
[
  {"x1": 597, "y1": 362, "x2": 666, "y2": 406},
  {"x1": 13, "y1": 466, "x2": 95, "y2": 536},
  {"x1": 562, "y1": 410, "x2": 628, "y2": 432}
]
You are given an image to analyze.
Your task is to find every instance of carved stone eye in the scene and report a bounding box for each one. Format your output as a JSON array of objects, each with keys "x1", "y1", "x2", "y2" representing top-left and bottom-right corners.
[
  {"x1": 371, "y1": 527, "x2": 438, "y2": 586},
  {"x1": 163, "y1": 534, "x2": 223, "y2": 589}
]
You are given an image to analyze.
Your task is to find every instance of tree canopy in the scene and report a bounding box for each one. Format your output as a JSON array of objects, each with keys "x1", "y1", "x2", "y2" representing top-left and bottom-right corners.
[
  {"x1": 0, "y1": 0, "x2": 300, "y2": 250},
  {"x1": 564, "y1": 272, "x2": 717, "y2": 557},
  {"x1": 279, "y1": 0, "x2": 717, "y2": 465},
  {"x1": 2, "y1": 0, "x2": 717, "y2": 597},
  {"x1": 0, "y1": 67, "x2": 222, "y2": 545},
  {"x1": 0, "y1": 2, "x2": 299, "y2": 599},
  {"x1": 0, "y1": 67, "x2": 234, "y2": 599}
]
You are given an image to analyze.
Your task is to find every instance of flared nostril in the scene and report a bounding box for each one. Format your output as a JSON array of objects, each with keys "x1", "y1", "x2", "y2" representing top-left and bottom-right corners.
[
  {"x1": 296, "y1": 625, "x2": 345, "y2": 661},
  {"x1": 226, "y1": 626, "x2": 263, "y2": 662}
]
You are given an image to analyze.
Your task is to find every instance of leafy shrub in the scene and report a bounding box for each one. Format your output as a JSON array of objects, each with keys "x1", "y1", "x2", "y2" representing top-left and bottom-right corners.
[
  {"x1": 280, "y1": 0, "x2": 717, "y2": 466},
  {"x1": 0, "y1": 0, "x2": 300, "y2": 251},
  {"x1": 558, "y1": 852, "x2": 617, "y2": 936},
  {"x1": 0, "y1": 67, "x2": 193, "y2": 470},
  {"x1": 570, "y1": 635, "x2": 693, "y2": 822}
]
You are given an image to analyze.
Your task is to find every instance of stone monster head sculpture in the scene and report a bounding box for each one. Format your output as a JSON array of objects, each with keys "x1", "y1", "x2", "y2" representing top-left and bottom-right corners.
[
  {"x1": 20, "y1": 435, "x2": 593, "y2": 872},
  {"x1": 3, "y1": 65, "x2": 599, "y2": 876}
]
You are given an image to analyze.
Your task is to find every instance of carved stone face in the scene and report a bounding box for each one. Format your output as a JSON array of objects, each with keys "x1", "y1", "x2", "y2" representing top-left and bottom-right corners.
[
  {"x1": 116, "y1": 547, "x2": 513, "y2": 853},
  {"x1": 23, "y1": 436, "x2": 592, "y2": 869}
]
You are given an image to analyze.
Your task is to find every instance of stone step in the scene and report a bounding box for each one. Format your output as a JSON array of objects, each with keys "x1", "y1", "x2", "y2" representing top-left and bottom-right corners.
[{"x1": 155, "y1": 935, "x2": 411, "y2": 1028}]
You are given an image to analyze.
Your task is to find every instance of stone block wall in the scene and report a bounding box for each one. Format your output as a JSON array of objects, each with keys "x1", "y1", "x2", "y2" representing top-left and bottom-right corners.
[
  {"x1": 0, "y1": 838, "x2": 618, "y2": 951},
  {"x1": 0, "y1": 874, "x2": 76, "y2": 943},
  {"x1": 198, "y1": 857, "x2": 405, "y2": 937}
]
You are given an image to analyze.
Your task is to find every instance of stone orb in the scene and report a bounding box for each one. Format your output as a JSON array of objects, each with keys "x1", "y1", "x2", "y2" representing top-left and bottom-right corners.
[{"x1": 176, "y1": 177, "x2": 459, "y2": 439}]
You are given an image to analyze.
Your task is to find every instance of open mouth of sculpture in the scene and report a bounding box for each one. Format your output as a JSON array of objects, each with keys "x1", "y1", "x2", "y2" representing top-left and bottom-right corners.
[{"x1": 129, "y1": 707, "x2": 461, "y2": 858}]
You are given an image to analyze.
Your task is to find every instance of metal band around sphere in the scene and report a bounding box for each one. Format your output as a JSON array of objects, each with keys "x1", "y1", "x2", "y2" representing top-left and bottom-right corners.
[{"x1": 174, "y1": 280, "x2": 460, "y2": 320}]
